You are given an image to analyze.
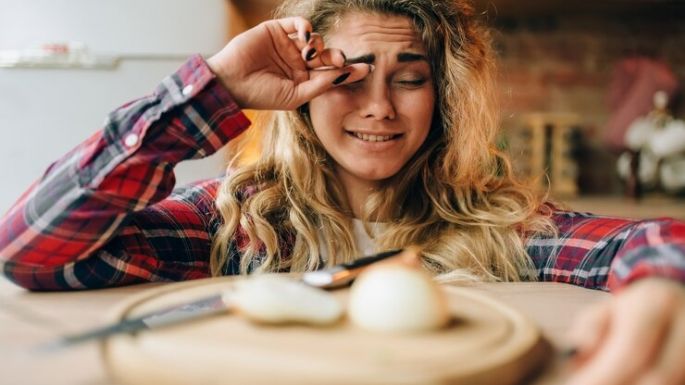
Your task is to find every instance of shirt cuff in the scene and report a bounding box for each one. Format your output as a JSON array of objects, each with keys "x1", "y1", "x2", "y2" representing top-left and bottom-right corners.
[{"x1": 150, "y1": 53, "x2": 252, "y2": 158}]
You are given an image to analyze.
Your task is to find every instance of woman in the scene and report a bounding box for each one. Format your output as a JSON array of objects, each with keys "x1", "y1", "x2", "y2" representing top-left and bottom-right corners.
[{"x1": 0, "y1": 0, "x2": 683, "y2": 383}]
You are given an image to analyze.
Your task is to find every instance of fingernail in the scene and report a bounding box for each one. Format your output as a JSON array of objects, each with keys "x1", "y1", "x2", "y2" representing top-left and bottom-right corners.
[
  {"x1": 333, "y1": 72, "x2": 351, "y2": 85},
  {"x1": 306, "y1": 48, "x2": 317, "y2": 61},
  {"x1": 368, "y1": 64, "x2": 375, "y2": 73},
  {"x1": 341, "y1": 51, "x2": 347, "y2": 63},
  {"x1": 305, "y1": 31, "x2": 311, "y2": 43}
]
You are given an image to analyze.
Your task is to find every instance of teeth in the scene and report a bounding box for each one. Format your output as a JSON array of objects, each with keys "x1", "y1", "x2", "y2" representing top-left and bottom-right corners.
[{"x1": 353, "y1": 132, "x2": 394, "y2": 142}]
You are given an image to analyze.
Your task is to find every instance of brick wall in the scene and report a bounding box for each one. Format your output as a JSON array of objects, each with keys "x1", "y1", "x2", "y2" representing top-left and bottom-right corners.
[{"x1": 492, "y1": 11, "x2": 685, "y2": 194}]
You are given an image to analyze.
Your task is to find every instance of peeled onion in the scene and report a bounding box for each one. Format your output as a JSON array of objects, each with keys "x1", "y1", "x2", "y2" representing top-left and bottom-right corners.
[
  {"x1": 347, "y1": 263, "x2": 450, "y2": 333},
  {"x1": 227, "y1": 275, "x2": 343, "y2": 325}
]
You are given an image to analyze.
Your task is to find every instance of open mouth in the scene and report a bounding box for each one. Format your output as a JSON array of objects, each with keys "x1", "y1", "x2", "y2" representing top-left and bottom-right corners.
[{"x1": 346, "y1": 131, "x2": 403, "y2": 143}]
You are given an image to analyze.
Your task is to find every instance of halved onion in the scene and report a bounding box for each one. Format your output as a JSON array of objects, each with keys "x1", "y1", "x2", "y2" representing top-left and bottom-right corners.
[{"x1": 227, "y1": 275, "x2": 343, "y2": 325}]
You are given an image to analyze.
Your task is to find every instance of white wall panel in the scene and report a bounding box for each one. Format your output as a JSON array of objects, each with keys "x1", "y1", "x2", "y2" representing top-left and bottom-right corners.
[{"x1": 0, "y1": 0, "x2": 231, "y2": 214}]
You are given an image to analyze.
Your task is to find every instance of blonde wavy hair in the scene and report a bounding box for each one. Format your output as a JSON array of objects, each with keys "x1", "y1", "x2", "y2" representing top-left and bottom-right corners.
[{"x1": 210, "y1": 0, "x2": 557, "y2": 282}]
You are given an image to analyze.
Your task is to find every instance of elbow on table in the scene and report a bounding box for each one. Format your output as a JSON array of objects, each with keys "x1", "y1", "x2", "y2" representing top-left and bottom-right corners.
[
  {"x1": 1, "y1": 260, "x2": 75, "y2": 291},
  {"x1": 0, "y1": 256, "x2": 121, "y2": 291}
]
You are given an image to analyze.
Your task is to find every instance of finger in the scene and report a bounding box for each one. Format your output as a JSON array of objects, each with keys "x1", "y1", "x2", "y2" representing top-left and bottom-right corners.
[
  {"x1": 290, "y1": 33, "x2": 307, "y2": 50},
  {"x1": 566, "y1": 301, "x2": 611, "y2": 367},
  {"x1": 301, "y1": 33, "x2": 325, "y2": 63},
  {"x1": 266, "y1": 19, "x2": 312, "y2": 73},
  {"x1": 306, "y1": 47, "x2": 347, "y2": 69},
  {"x1": 293, "y1": 63, "x2": 372, "y2": 105},
  {"x1": 565, "y1": 290, "x2": 673, "y2": 385},
  {"x1": 273, "y1": 16, "x2": 313, "y2": 45},
  {"x1": 290, "y1": 31, "x2": 318, "y2": 52},
  {"x1": 636, "y1": 307, "x2": 685, "y2": 385}
]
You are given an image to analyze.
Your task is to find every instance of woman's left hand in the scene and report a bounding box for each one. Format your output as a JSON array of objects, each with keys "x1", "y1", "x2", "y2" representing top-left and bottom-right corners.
[{"x1": 566, "y1": 278, "x2": 685, "y2": 385}]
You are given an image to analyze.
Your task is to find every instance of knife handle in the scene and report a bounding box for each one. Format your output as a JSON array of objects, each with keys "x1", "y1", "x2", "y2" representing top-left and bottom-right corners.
[{"x1": 338, "y1": 249, "x2": 404, "y2": 270}]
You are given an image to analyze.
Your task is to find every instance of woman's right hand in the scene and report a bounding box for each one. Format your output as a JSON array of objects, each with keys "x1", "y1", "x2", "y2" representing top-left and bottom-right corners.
[{"x1": 207, "y1": 17, "x2": 371, "y2": 111}]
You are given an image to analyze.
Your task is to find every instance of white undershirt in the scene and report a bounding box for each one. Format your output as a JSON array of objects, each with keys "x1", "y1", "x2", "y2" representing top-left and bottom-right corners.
[{"x1": 318, "y1": 219, "x2": 381, "y2": 263}]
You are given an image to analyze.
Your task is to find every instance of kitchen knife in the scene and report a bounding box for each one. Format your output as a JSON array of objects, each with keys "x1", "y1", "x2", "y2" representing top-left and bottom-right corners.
[
  {"x1": 37, "y1": 248, "x2": 403, "y2": 352},
  {"x1": 300, "y1": 248, "x2": 404, "y2": 288}
]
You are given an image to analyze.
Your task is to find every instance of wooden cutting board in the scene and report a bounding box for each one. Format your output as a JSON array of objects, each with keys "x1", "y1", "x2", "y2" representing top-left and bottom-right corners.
[{"x1": 101, "y1": 276, "x2": 550, "y2": 385}]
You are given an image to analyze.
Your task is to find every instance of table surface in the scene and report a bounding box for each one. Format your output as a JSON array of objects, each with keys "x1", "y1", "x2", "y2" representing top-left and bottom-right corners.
[
  {"x1": 0, "y1": 276, "x2": 609, "y2": 385},
  {"x1": 564, "y1": 194, "x2": 685, "y2": 220}
]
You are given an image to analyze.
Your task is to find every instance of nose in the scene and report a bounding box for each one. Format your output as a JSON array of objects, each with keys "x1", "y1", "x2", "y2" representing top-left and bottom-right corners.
[{"x1": 357, "y1": 74, "x2": 396, "y2": 120}]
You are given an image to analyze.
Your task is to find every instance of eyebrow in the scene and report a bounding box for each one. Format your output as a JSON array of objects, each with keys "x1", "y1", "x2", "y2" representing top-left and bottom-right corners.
[
  {"x1": 397, "y1": 52, "x2": 427, "y2": 62},
  {"x1": 345, "y1": 54, "x2": 375, "y2": 65},
  {"x1": 344, "y1": 52, "x2": 428, "y2": 65}
]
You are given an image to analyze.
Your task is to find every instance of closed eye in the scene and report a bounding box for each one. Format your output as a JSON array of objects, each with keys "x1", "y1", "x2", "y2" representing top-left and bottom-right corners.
[
  {"x1": 397, "y1": 79, "x2": 427, "y2": 87},
  {"x1": 400, "y1": 79, "x2": 425, "y2": 85},
  {"x1": 343, "y1": 78, "x2": 428, "y2": 90}
]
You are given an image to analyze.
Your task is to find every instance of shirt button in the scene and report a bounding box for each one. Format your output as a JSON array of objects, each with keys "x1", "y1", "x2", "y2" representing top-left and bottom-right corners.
[
  {"x1": 124, "y1": 133, "x2": 139, "y2": 148},
  {"x1": 182, "y1": 84, "x2": 194, "y2": 96}
]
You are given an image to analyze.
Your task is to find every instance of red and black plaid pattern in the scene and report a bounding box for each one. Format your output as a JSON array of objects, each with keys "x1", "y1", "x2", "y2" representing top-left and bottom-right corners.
[
  {"x1": 0, "y1": 56, "x2": 683, "y2": 291},
  {"x1": 527, "y1": 212, "x2": 685, "y2": 291},
  {"x1": 0, "y1": 55, "x2": 250, "y2": 290}
]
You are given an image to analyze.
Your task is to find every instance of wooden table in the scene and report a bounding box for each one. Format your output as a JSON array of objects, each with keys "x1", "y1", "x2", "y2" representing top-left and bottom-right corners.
[
  {"x1": 564, "y1": 195, "x2": 685, "y2": 220},
  {"x1": 0, "y1": 276, "x2": 609, "y2": 385}
]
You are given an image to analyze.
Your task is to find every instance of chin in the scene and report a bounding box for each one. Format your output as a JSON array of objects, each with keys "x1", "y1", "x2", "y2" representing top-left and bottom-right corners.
[{"x1": 353, "y1": 167, "x2": 402, "y2": 182}]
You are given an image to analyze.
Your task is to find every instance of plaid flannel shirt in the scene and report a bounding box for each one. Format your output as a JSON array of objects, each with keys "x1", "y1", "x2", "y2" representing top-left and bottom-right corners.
[{"x1": 1, "y1": 55, "x2": 684, "y2": 291}]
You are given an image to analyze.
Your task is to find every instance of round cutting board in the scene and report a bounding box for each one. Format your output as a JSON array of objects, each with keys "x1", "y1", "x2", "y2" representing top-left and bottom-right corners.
[{"x1": 102, "y1": 276, "x2": 550, "y2": 385}]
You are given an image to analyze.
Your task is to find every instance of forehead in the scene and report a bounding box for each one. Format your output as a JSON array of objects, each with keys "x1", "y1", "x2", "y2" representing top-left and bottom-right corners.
[{"x1": 325, "y1": 12, "x2": 424, "y2": 52}]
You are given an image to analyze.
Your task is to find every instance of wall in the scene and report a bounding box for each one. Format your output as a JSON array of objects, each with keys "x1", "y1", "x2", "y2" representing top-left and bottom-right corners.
[
  {"x1": 493, "y1": 10, "x2": 685, "y2": 194},
  {"x1": 0, "y1": 0, "x2": 229, "y2": 214}
]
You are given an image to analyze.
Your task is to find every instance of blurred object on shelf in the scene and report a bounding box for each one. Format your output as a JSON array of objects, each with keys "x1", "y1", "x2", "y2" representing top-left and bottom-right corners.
[
  {"x1": 564, "y1": 194, "x2": 685, "y2": 220},
  {"x1": 604, "y1": 57, "x2": 679, "y2": 152},
  {"x1": 0, "y1": 42, "x2": 119, "y2": 69},
  {"x1": 503, "y1": 112, "x2": 580, "y2": 198},
  {"x1": 0, "y1": 42, "x2": 192, "y2": 70},
  {"x1": 617, "y1": 91, "x2": 685, "y2": 198}
]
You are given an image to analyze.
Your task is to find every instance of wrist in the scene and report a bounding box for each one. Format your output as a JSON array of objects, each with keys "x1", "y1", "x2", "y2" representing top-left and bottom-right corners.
[{"x1": 206, "y1": 54, "x2": 244, "y2": 107}]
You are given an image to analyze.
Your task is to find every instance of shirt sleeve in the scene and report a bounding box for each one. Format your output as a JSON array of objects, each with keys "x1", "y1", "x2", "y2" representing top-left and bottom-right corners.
[
  {"x1": 0, "y1": 55, "x2": 251, "y2": 290},
  {"x1": 526, "y1": 210, "x2": 685, "y2": 291}
]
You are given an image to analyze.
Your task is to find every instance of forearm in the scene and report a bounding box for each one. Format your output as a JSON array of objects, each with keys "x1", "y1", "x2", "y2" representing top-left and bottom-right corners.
[
  {"x1": 606, "y1": 217, "x2": 685, "y2": 289},
  {"x1": 527, "y1": 210, "x2": 685, "y2": 291},
  {"x1": 0, "y1": 55, "x2": 250, "y2": 287}
]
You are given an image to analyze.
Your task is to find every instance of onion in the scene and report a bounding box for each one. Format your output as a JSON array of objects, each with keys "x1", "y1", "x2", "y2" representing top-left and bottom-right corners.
[
  {"x1": 227, "y1": 275, "x2": 343, "y2": 325},
  {"x1": 347, "y1": 263, "x2": 450, "y2": 333}
]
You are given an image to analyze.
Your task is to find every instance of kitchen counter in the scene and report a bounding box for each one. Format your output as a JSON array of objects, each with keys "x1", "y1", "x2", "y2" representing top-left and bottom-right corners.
[{"x1": 562, "y1": 195, "x2": 685, "y2": 220}]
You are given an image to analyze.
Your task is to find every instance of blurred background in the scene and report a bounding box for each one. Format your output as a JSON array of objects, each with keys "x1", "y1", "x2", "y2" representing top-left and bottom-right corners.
[{"x1": 1, "y1": 0, "x2": 684, "y2": 218}]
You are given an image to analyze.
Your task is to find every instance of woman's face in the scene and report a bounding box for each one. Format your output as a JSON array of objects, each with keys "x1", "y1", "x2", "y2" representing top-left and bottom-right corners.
[{"x1": 309, "y1": 12, "x2": 435, "y2": 191}]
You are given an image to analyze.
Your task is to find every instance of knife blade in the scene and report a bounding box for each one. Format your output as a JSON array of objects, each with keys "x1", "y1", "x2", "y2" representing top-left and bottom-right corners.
[{"x1": 37, "y1": 248, "x2": 404, "y2": 352}]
